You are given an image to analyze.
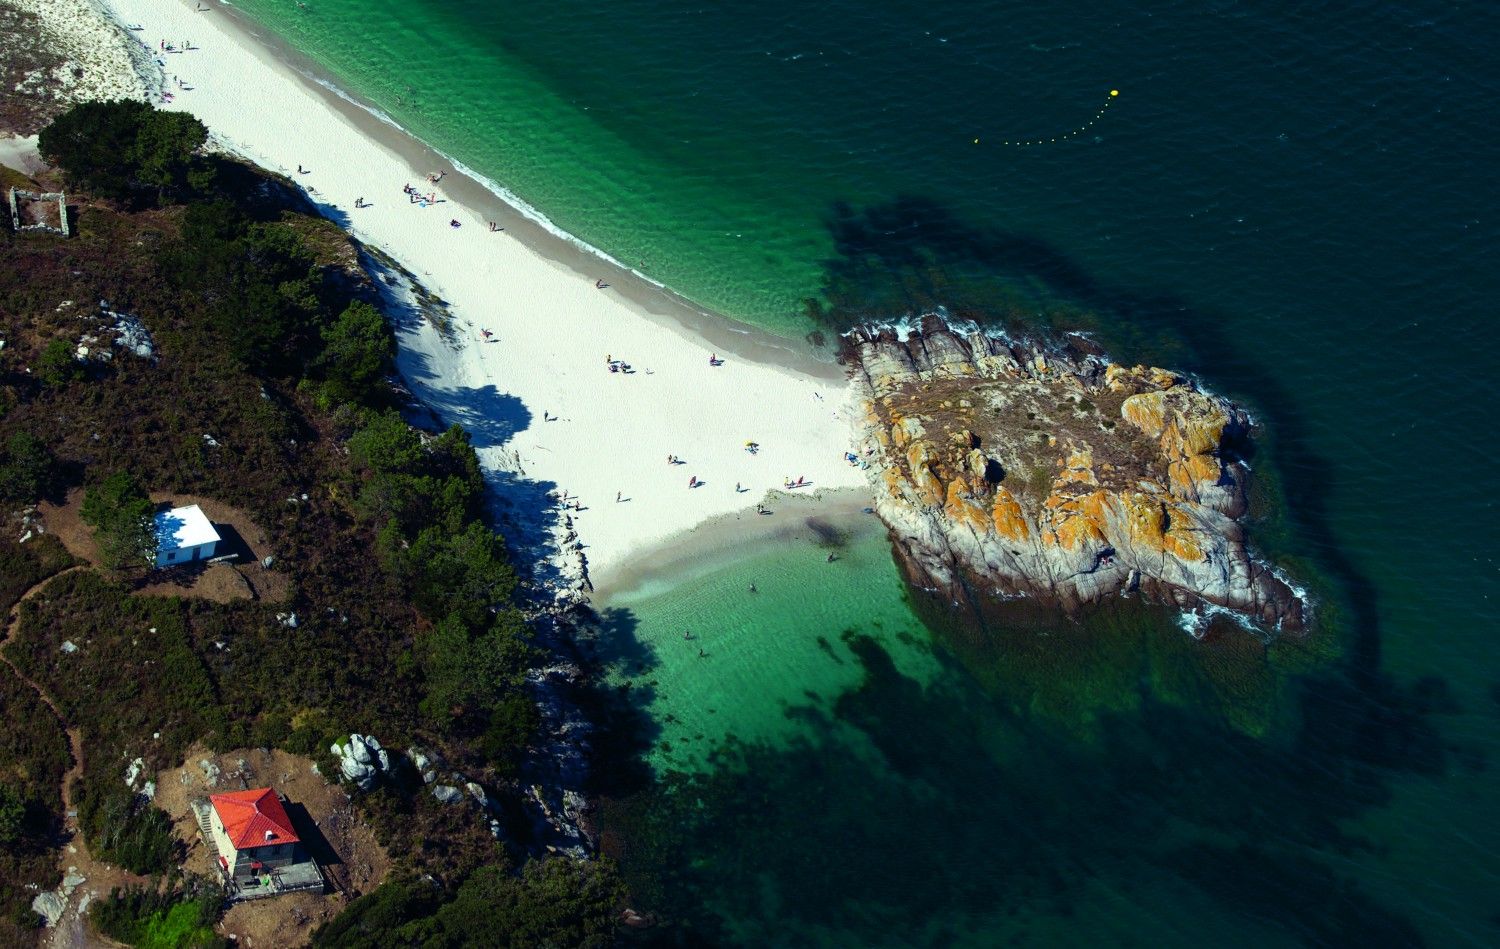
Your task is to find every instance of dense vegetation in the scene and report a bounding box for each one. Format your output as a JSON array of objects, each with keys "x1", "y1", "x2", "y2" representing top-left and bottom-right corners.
[
  {"x1": 312, "y1": 861, "x2": 625, "y2": 949},
  {"x1": 0, "y1": 102, "x2": 619, "y2": 945},
  {"x1": 93, "y1": 880, "x2": 228, "y2": 949}
]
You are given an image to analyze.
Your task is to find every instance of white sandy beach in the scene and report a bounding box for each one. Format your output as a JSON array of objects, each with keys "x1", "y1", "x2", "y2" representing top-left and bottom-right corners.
[{"x1": 84, "y1": 0, "x2": 869, "y2": 592}]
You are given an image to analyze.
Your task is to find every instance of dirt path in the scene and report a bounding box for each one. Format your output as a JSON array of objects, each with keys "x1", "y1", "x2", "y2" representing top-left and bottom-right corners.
[{"x1": 1, "y1": 564, "x2": 131, "y2": 949}]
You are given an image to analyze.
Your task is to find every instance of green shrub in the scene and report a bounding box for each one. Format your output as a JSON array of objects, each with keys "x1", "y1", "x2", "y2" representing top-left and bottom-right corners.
[
  {"x1": 432, "y1": 860, "x2": 625, "y2": 949},
  {"x1": 312, "y1": 877, "x2": 442, "y2": 947},
  {"x1": 93, "y1": 880, "x2": 227, "y2": 949},
  {"x1": 81, "y1": 471, "x2": 154, "y2": 569},
  {"x1": 0, "y1": 431, "x2": 58, "y2": 502},
  {"x1": 77, "y1": 779, "x2": 176, "y2": 875},
  {"x1": 166, "y1": 201, "x2": 323, "y2": 375},
  {"x1": 313, "y1": 861, "x2": 625, "y2": 949},
  {"x1": 0, "y1": 783, "x2": 24, "y2": 846},
  {"x1": 36, "y1": 338, "x2": 84, "y2": 387},
  {"x1": 417, "y1": 611, "x2": 533, "y2": 728}
]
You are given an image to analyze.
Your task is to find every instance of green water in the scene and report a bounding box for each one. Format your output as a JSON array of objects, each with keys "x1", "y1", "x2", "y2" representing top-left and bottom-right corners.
[
  {"x1": 230, "y1": 0, "x2": 832, "y2": 329},
  {"x1": 594, "y1": 516, "x2": 940, "y2": 774},
  {"x1": 214, "y1": 0, "x2": 1500, "y2": 943}
]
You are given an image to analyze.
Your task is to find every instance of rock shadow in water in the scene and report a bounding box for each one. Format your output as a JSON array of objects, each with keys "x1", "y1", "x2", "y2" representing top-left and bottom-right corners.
[{"x1": 602, "y1": 197, "x2": 1472, "y2": 945}]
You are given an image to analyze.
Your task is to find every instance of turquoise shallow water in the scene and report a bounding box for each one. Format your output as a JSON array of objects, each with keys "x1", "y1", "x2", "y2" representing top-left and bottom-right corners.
[
  {"x1": 219, "y1": 0, "x2": 1500, "y2": 943},
  {"x1": 592, "y1": 514, "x2": 943, "y2": 776}
]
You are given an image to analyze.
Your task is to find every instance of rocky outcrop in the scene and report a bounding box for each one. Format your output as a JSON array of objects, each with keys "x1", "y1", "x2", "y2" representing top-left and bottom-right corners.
[
  {"x1": 331, "y1": 734, "x2": 389, "y2": 791},
  {"x1": 845, "y1": 316, "x2": 1307, "y2": 634}
]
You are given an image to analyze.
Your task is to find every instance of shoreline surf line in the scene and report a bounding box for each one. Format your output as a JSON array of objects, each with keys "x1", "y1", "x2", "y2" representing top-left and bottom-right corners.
[
  {"x1": 107, "y1": 0, "x2": 843, "y2": 380},
  {"x1": 590, "y1": 487, "x2": 878, "y2": 602}
]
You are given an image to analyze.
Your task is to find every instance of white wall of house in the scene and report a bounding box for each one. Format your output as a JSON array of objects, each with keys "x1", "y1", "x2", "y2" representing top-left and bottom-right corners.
[
  {"x1": 155, "y1": 539, "x2": 217, "y2": 568},
  {"x1": 209, "y1": 808, "x2": 240, "y2": 876}
]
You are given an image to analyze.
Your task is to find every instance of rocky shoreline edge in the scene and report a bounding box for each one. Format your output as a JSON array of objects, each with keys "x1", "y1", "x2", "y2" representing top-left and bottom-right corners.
[{"x1": 843, "y1": 315, "x2": 1309, "y2": 637}]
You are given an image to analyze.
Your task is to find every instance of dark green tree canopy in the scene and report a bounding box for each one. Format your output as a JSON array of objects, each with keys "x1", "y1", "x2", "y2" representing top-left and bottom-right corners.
[
  {"x1": 0, "y1": 784, "x2": 24, "y2": 846},
  {"x1": 80, "y1": 471, "x2": 155, "y2": 570},
  {"x1": 38, "y1": 100, "x2": 208, "y2": 206},
  {"x1": 319, "y1": 301, "x2": 395, "y2": 404}
]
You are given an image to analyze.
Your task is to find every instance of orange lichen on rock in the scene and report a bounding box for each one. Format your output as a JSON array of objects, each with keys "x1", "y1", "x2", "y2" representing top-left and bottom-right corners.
[
  {"x1": 1052, "y1": 509, "x2": 1108, "y2": 550},
  {"x1": 905, "y1": 440, "x2": 945, "y2": 507},
  {"x1": 1121, "y1": 390, "x2": 1170, "y2": 438},
  {"x1": 1162, "y1": 503, "x2": 1207, "y2": 561},
  {"x1": 1118, "y1": 491, "x2": 1168, "y2": 551},
  {"x1": 991, "y1": 486, "x2": 1031, "y2": 541},
  {"x1": 1060, "y1": 448, "x2": 1098, "y2": 486},
  {"x1": 944, "y1": 479, "x2": 992, "y2": 535},
  {"x1": 845, "y1": 317, "x2": 1305, "y2": 633}
]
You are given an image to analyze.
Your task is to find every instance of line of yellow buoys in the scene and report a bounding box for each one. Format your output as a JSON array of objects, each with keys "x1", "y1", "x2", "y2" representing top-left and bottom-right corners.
[{"x1": 975, "y1": 89, "x2": 1119, "y2": 146}]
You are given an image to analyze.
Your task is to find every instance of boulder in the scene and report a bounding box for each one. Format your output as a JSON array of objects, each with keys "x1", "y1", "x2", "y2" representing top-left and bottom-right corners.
[
  {"x1": 465, "y1": 782, "x2": 490, "y2": 810},
  {"x1": 431, "y1": 784, "x2": 461, "y2": 804},
  {"x1": 31, "y1": 892, "x2": 65, "y2": 927},
  {"x1": 331, "y1": 734, "x2": 387, "y2": 791}
]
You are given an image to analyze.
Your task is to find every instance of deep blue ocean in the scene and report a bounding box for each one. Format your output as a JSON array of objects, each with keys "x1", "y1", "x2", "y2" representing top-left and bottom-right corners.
[{"x1": 223, "y1": 0, "x2": 1500, "y2": 944}]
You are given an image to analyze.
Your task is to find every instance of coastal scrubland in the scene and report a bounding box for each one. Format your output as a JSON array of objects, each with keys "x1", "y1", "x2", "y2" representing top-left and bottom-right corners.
[{"x1": 0, "y1": 102, "x2": 620, "y2": 946}]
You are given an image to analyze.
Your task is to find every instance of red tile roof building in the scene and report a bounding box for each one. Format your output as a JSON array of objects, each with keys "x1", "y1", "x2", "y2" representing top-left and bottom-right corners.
[{"x1": 208, "y1": 787, "x2": 302, "y2": 881}]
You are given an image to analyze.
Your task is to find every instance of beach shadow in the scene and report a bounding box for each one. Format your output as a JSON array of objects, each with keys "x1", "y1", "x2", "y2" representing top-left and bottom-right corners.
[
  {"x1": 430, "y1": 383, "x2": 531, "y2": 451},
  {"x1": 354, "y1": 247, "x2": 577, "y2": 592}
]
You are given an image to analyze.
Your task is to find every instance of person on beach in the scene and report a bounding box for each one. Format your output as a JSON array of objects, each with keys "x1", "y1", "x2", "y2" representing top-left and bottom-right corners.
[
  {"x1": 616, "y1": 492, "x2": 621, "y2": 503},
  {"x1": 689, "y1": 476, "x2": 698, "y2": 488},
  {"x1": 735, "y1": 481, "x2": 741, "y2": 492},
  {"x1": 450, "y1": 219, "x2": 461, "y2": 228},
  {"x1": 595, "y1": 279, "x2": 607, "y2": 289}
]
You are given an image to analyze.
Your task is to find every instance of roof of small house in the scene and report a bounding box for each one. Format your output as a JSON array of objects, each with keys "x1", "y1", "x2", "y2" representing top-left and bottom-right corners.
[
  {"x1": 210, "y1": 787, "x2": 300, "y2": 850},
  {"x1": 154, "y1": 504, "x2": 220, "y2": 553}
]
